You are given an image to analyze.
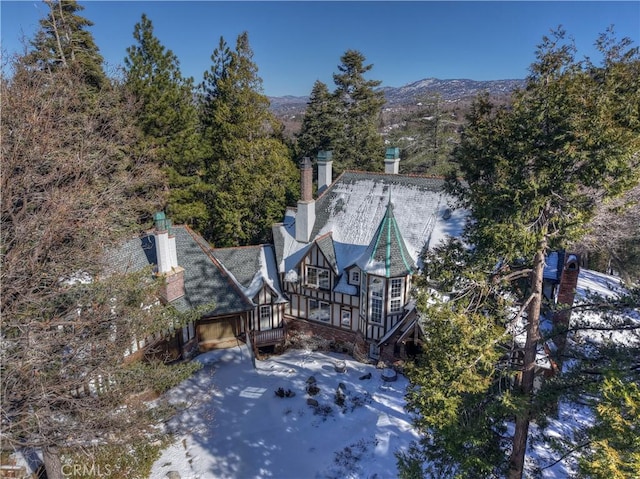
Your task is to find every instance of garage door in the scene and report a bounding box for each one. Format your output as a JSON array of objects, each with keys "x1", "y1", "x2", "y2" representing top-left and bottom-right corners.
[{"x1": 198, "y1": 316, "x2": 243, "y2": 350}]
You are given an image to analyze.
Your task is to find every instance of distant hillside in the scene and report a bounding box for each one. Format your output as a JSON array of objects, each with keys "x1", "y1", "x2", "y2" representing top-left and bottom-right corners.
[
  {"x1": 270, "y1": 77, "x2": 525, "y2": 138},
  {"x1": 382, "y1": 77, "x2": 524, "y2": 105},
  {"x1": 269, "y1": 77, "x2": 525, "y2": 113}
]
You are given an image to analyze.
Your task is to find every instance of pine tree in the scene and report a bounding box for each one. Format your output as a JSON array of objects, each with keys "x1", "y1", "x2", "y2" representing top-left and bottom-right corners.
[
  {"x1": 200, "y1": 32, "x2": 298, "y2": 246},
  {"x1": 401, "y1": 29, "x2": 640, "y2": 479},
  {"x1": 296, "y1": 80, "x2": 339, "y2": 158},
  {"x1": 296, "y1": 50, "x2": 385, "y2": 173},
  {"x1": 332, "y1": 50, "x2": 385, "y2": 171},
  {"x1": 25, "y1": 0, "x2": 106, "y2": 89},
  {"x1": 124, "y1": 14, "x2": 210, "y2": 230}
]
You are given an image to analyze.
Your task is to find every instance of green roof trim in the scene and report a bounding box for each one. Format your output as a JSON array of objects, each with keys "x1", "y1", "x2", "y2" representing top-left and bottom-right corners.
[{"x1": 358, "y1": 201, "x2": 416, "y2": 278}]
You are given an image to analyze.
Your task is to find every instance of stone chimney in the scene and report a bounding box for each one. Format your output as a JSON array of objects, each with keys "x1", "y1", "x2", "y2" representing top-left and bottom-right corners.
[
  {"x1": 552, "y1": 252, "x2": 580, "y2": 353},
  {"x1": 317, "y1": 150, "x2": 333, "y2": 193},
  {"x1": 384, "y1": 147, "x2": 400, "y2": 174},
  {"x1": 153, "y1": 212, "x2": 185, "y2": 303},
  {"x1": 296, "y1": 158, "x2": 316, "y2": 242}
]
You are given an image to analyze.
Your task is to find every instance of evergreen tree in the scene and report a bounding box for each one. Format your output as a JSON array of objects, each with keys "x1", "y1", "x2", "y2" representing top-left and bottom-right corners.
[
  {"x1": 296, "y1": 80, "x2": 339, "y2": 158},
  {"x1": 296, "y1": 50, "x2": 385, "y2": 173},
  {"x1": 332, "y1": 50, "x2": 385, "y2": 171},
  {"x1": 25, "y1": 0, "x2": 106, "y2": 89},
  {"x1": 124, "y1": 14, "x2": 210, "y2": 230},
  {"x1": 200, "y1": 32, "x2": 298, "y2": 246},
  {"x1": 401, "y1": 29, "x2": 640, "y2": 479}
]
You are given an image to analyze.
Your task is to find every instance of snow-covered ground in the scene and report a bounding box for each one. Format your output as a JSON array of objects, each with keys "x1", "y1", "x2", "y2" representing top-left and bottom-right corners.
[
  {"x1": 150, "y1": 268, "x2": 638, "y2": 479},
  {"x1": 151, "y1": 347, "x2": 417, "y2": 479}
]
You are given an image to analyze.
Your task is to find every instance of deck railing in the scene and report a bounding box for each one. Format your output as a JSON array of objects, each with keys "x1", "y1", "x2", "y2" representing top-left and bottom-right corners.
[{"x1": 252, "y1": 328, "x2": 285, "y2": 346}]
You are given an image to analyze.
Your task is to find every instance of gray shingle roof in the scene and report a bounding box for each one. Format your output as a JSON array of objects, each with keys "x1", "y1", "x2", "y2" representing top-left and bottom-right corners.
[
  {"x1": 211, "y1": 246, "x2": 264, "y2": 289},
  {"x1": 111, "y1": 226, "x2": 253, "y2": 316},
  {"x1": 211, "y1": 244, "x2": 285, "y2": 302}
]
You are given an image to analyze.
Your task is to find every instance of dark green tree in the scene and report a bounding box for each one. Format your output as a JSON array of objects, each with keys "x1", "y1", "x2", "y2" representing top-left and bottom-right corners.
[
  {"x1": 401, "y1": 29, "x2": 640, "y2": 479},
  {"x1": 296, "y1": 80, "x2": 340, "y2": 158},
  {"x1": 332, "y1": 50, "x2": 385, "y2": 171},
  {"x1": 124, "y1": 14, "x2": 210, "y2": 230},
  {"x1": 25, "y1": 0, "x2": 106, "y2": 89},
  {"x1": 199, "y1": 32, "x2": 298, "y2": 246}
]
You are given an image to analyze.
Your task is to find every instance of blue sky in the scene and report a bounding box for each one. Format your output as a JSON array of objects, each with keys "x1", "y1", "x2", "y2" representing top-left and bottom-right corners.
[{"x1": 2, "y1": 1, "x2": 639, "y2": 96}]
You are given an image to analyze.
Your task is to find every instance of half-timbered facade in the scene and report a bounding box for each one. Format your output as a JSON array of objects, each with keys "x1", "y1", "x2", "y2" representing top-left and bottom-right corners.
[{"x1": 272, "y1": 150, "x2": 466, "y2": 359}]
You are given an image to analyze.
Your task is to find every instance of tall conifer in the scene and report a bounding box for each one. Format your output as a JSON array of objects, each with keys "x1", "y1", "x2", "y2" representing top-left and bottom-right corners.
[
  {"x1": 26, "y1": 0, "x2": 106, "y2": 89},
  {"x1": 124, "y1": 14, "x2": 209, "y2": 230},
  {"x1": 296, "y1": 80, "x2": 339, "y2": 159},
  {"x1": 332, "y1": 50, "x2": 385, "y2": 171},
  {"x1": 401, "y1": 29, "x2": 640, "y2": 479},
  {"x1": 200, "y1": 32, "x2": 298, "y2": 246}
]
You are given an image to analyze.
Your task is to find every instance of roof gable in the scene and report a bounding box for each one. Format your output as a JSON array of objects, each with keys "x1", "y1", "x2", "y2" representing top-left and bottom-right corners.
[{"x1": 212, "y1": 244, "x2": 286, "y2": 304}]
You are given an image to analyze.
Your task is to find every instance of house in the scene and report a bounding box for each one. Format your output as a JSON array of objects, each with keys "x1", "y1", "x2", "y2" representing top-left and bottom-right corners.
[
  {"x1": 111, "y1": 213, "x2": 285, "y2": 359},
  {"x1": 112, "y1": 149, "x2": 463, "y2": 363},
  {"x1": 271, "y1": 149, "x2": 465, "y2": 361}
]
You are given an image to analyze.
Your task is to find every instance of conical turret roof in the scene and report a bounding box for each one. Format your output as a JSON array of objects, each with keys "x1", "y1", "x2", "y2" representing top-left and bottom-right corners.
[{"x1": 356, "y1": 200, "x2": 416, "y2": 277}]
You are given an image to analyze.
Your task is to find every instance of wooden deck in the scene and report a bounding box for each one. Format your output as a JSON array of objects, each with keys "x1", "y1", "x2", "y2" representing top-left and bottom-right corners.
[{"x1": 252, "y1": 328, "x2": 285, "y2": 346}]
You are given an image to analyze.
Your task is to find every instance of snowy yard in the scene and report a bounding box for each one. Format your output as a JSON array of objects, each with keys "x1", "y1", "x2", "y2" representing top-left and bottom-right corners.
[{"x1": 151, "y1": 346, "x2": 418, "y2": 479}]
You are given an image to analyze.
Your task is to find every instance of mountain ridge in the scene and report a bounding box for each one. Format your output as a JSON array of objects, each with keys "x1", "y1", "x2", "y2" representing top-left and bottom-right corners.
[{"x1": 269, "y1": 77, "x2": 525, "y2": 112}]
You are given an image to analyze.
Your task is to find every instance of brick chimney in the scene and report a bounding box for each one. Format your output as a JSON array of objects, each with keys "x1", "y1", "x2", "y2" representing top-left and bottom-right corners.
[
  {"x1": 296, "y1": 158, "x2": 315, "y2": 242},
  {"x1": 317, "y1": 150, "x2": 333, "y2": 193},
  {"x1": 153, "y1": 212, "x2": 185, "y2": 303},
  {"x1": 552, "y1": 253, "x2": 580, "y2": 352},
  {"x1": 384, "y1": 147, "x2": 400, "y2": 174}
]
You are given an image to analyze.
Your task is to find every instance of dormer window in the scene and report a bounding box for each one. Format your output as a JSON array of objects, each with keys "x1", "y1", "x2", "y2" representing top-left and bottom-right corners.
[
  {"x1": 350, "y1": 269, "x2": 360, "y2": 285},
  {"x1": 306, "y1": 266, "x2": 330, "y2": 290}
]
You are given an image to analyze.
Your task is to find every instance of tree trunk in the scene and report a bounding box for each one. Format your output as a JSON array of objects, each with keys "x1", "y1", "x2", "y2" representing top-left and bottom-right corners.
[
  {"x1": 43, "y1": 446, "x2": 64, "y2": 479},
  {"x1": 508, "y1": 243, "x2": 546, "y2": 479}
]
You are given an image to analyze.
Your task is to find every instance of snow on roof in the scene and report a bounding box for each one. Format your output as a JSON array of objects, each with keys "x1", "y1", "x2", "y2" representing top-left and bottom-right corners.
[
  {"x1": 334, "y1": 273, "x2": 358, "y2": 295},
  {"x1": 274, "y1": 172, "x2": 465, "y2": 274},
  {"x1": 212, "y1": 245, "x2": 286, "y2": 305}
]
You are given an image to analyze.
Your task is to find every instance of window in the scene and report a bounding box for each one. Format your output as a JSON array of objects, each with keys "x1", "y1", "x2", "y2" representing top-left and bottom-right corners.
[
  {"x1": 259, "y1": 305, "x2": 272, "y2": 330},
  {"x1": 370, "y1": 277, "x2": 384, "y2": 324},
  {"x1": 390, "y1": 278, "x2": 404, "y2": 313},
  {"x1": 306, "y1": 266, "x2": 330, "y2": 290},
  {"x1": 341, "y1": 310, "x2": 351, "y2": 328},
  {"x1": 182, "y1": 321, "x2": 196, "y2": 343},
  {"x1": 309, "y1": 299, "x2": 330, "y2": 322},
  {"x1": 350, "y1": 270, "x2": 360, "y2": 285}
]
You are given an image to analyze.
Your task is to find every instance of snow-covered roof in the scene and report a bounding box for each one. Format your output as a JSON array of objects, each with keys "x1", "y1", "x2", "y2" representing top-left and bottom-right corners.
[
  {"x1": 355, "y1": 201, "x2": 416, "y2": 277},
  {"x1": 212, "y1": 245, "x2": 286, "y2": 305},
  {"x1": 273, "y1": 171, "x2": 465, "y2": 276}
]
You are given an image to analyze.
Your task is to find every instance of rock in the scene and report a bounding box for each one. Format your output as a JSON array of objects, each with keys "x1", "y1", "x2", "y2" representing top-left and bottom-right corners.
[
  {"x1": 306, "y1": 375, "x2": 317, "y2": 384},
  {"x1": 337, "y1": 382, "x2": 347, "y2": 392},
  {"x1": 166, "y1": 472, "x2": 181, "y2": 479},
  {"x1": 307, "y1": 398, "x2": 319, "y2": 407},
  {"x1": 381, "y1": 368, "x2": 398, "y2": 382},
  {"x1": 334, "y1": 360, "x2": 347, "y2": 373},
  {"x1": 359, "y1": 372, "x2": 372, "y2": 380}
]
